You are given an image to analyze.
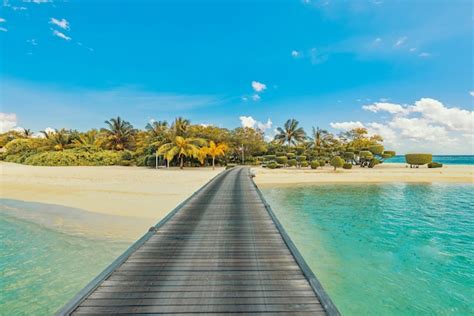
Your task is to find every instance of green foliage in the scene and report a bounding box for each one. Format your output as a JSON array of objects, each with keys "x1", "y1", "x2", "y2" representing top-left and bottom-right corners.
[
  {"x1": 263, "y1": 155, "x2": 277, "y2": 161},
  {"x1": 383, "y1": 150, "x2": 396, "y2": 157},
  {"x1": 428, "y1": 162, "x2": 443, "y2": 168},
  {"x1": 121, "y1": 150, "x2": 133, "y2": 160},
  {"x1": 288, "y1": 159, "x2": 297, "y2": 167},
  {"x1": 330, "y1": 156, "x2": 344, "y2": 170},
  {"x1": 4, "y1": 139, "x2": 33, "y2": 155},
  {"x1": 368, "y1": 158, "x2": 381, "y2": 168},
  {"x1": 310, "y1": 160, "x2": 319, "y2": 169},
  {"x1": 23, "y1": 149, "x2": 122, "y2": 166},
  {"x1": 343, "y1": 152, "x2": 355, "y2": 161},
  {"x1": 343, "y1": 162, "x2": 353, "y2": 169},
  {"x1": 266, "y1": 161, "x2": 279, "y2": 169},
  {"x1": 405, "y1": 154, "x2": 432, "y2": 166},
  {"x1": 145, "y1": 155, "x2": 157, "y2": 167},
  {"x1": 319, "y1": 160, "x2": 326, "y2": 167},
  {"x1": 359, "y1": 150, "x2": 374, "y2": 160},
  {"x1": 296, "y1": 155, "x2": 307, "y2": 162},
  {"x1": 300, "y1": 161, "x2": 309, "y2": 168},
  {"x1": 275, "y1": 156, "x2": 288, "y2": 165},
  {"x1": 286, "y1": 152, "x2": 296, "y2": 159},
  {"x1": 369, "y1": 144, "x2": 384, "y2": 155}
]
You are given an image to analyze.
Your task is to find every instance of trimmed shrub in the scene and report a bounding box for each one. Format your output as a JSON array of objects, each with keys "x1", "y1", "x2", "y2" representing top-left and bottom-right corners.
[
  {"x1": 319, "y1": 160, "x2": 326, "y2": 167},
  {"x1": 368, "y1": 158, "x2": 381, "y2": 168},
  {"x1": 383, "y1": 150, "x2": 396, "y2": 157},
  {"x1": 428, "y1": 162, "x2": 443, "y2": 168},
  {"x1": 24, "y1": 149, "x2": 122, "y2": 166},
  {"x1": 310, "y1": 160, "x2": 319, "y2": 169},
  {"x1": 267, "y1": 161, "x2": 283, "y2": 169},
  {"x1": 330, "y1": 156, "x2": 344, "y2": 170},
  {"x1": 343, "y1": 163, "x2": 353, "y2": 169},
  {"x1": 286, "y1": 152, "x2": 296, "y2": 159},
  {"x1": 300, "y1": 161, "x2": 309, "y2": 168},
  {"x1": 121, "y1": 150, "x2": 133, "y2": 161},
  {"x1": 275, "y1": 151, "x2": 285, "y2": 157},
  {"x1": 405, "y1": 154, "x2": 432, "y2": 167},
  {"x1": 276, "y1": 156, "x2": 288, "y2": 165},
  {"x1": 369, "y1": 144, "x2": 384, "y2": 155},
  {"x1": 343, "y1": 152, "x2": 355, "y2": 161},
  {"x1": 263, "y1": 155, "x2": 276, "y2": 161},
  {"x1": 288, "y1": 159, "x2": 297, "y2": 167},
  {"x1": 359, "y1": 150, "x2": 374, "y2": 160},
  {"x1": 296, "y1": 155, "x2": 307, "y2": 162}
]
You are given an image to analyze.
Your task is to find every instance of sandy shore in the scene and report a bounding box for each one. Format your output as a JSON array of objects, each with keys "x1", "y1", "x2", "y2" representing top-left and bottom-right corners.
[
  {"x1": 253, "y1": 163, "x2": 473, "y2": 187},
  {"x1": 0, "y1": 162, "x2": 222, "y2": 240}
]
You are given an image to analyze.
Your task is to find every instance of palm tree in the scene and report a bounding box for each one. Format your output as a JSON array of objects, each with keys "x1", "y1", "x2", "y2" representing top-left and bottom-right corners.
[
  {"x1": 22, "y1": 128, "x2": 34, "y2": 138},
  {"x1": 72, "y1": 130, "x2": 103, "y2": 149},
  {"x1": 203, "y1": 141, "x2": 228, "y2": 169},
  {"x1": 274, "y1": 119, "x2": 306, "y2": 146},
  {"x1": 157, "y1": 136, "x2": 205, "y2": 169},
  {"x1": 171, "y1": 117, "x2": 190, "y2": 137},
  {"x1": 41, "y1": 129, "x2": 73, "y2": 151},
  {"x1": 101, "y1": 117, "x2": 135, "y2": 150},
  {"x1": 146, "y1": 120, "x2": 168, "y2": 138},
  {"x1": 311, "y1": 126, "x2": 329, "y2": 154}
]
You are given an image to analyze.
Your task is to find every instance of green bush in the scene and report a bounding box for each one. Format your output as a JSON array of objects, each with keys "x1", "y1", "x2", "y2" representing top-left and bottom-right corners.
[
  {"x1": 428, "y1": 162, "x2": 443, "y2": 168},
  {"x1": 286, "y1": 152, "x2": 296, "y2": 159},
  {"x1": 330, "y1": 156, "x2": 344, "y2": 170},
  {"x1": 310, "y1": 160, "x2": 319, "y2": 169},
  {"x1": 144, "y1": 155, "x2": 157, "y2": 167},
  {"x1": 383, "y1": 150, "x2": 396, "y2": 157},
  {"x1": 288, "y1": 159, "x2": 297, "y2": 167},
  {"x1": 4, "y1": 139, "x2": 33, "y2": 155},
  {"x1": 359, "y1": 150, "x2": 374, "y2": 160},
  {"x1": 369, "y1": 144, "x2": 384, "y2": 155},
  {"x1": 24, "y1": 149, "x2": 122, "y2": 166},
  {"x1": 300, "y1": 161, "x2": 309, "y2": 168},
  {"x1": 296, "y1": 155, "x2": 307, "y2": 162},
  {"x1": 263, "y1": 155, "x2": 276, "y2": 161},
  {"x1": 276, "y1": 156, "x2": 288, "y2": 165},
  {"x1": 405, "y1": 154, "x2": 432, "y2": 167},
  {"x1": 267, "y1": 161, "x2": 282, "y2": 169},
  {"x1": 319, "y1": 160, "x2": 326, "y2": 167},
  {"x1": 343, "y1": 163, "x2": 352, "y2": 169},
  {"x1": 121, "y1": 150, "x2": 133, "y2": 161},
  {"x1": 368, "y1": 158, "x2": 381, "y2": 168},
  {"x1": 275, "y1": 151, "x2": 285, "y2": 157},
  {"x1": 343, "y1": 152, "x2": 355, "y2": 161}
]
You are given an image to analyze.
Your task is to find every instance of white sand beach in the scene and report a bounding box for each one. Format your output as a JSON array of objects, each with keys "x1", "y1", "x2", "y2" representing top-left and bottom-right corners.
[{"x1": 253, "y1": 163, "x2": 474, "y2": 187}]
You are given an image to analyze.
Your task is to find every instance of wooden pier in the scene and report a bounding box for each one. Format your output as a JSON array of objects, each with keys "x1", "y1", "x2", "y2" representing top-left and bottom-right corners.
[{"x1": 57, "y1": 167, "x2": 339, "y2": 315}]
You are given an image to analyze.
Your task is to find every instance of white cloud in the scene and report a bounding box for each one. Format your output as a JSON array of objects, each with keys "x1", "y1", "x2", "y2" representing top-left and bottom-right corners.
[
  {"x1": 418, "y1": 52, "x2": 430, "y2": 58},
  {"x1": 23, "y1": 0, "x2": 52, "y2": 3},
  {"x1": 251, "y1": 81, "x2": 266, "y2": 92},
  {"x1": 291, "y1": 50, "x2": 300, "y2": 57},
  {"x1": 330, "y1": 121, "x2": 365, "y2": 131},
  {"x1": 409, "y1": 47, "x2": 417, "y2": 52},
  {"x1": 373, "y1": 37, "x2": 382, "y2": 45},
  {"x1": 470, "y1": 91, "x2": 474, "y2": 97},
  {"x1": 27, "y1": 39, "x2": 37, "y2": 45},
  {"x1": 241, "y1": 96, "x2": 248, "y2": 101},
  {"x1": 363, "y1": 102, "x2": 410, "y2": 115},
  {"x1": 251, "y1": 94, "x2": 261, "y2": 101},
  {"x1": 394, "y1": 36, "x2": 407, "y2": 47},
  {"x1": 52, "y1": 29, "x2": 71, "y2": 41},
  {"x1": 50, "y1": 18, "x2": 69, "y2": 30},
  {"x1": 389, "y1": 117, "x2": 449, "y2": 142},
  {"x1": 239, "y1": 116, "x2": 272, "y2": 131},
  {"x1": 0, "y1": 18, "x2": 6, "y2": 23},
  {"x1": 0, "y1": 113, "x2": 18, "y2": 132},
  {"x1": 0, "y1": 27, "x2": 7, "y2": 32}
]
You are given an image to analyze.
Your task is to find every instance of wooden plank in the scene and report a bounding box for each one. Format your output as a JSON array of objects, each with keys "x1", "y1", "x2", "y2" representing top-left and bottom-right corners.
[{"x1": 56, "y1": 167, "x2": 339, "y2": 316}]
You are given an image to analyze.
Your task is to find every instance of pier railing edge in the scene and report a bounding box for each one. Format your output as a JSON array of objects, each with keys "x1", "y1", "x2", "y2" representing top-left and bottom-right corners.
[
  {"x1": 55, "y1": 168, "x2": 228, "y2": 316},
  {"x1": 248, "y1": 167, "x2": 341, "y2": 316}
]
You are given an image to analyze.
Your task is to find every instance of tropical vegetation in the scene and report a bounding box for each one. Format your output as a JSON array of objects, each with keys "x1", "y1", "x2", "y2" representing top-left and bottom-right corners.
[{"x1": 0, "y1": 116, "x2": 403, "y2": 169}]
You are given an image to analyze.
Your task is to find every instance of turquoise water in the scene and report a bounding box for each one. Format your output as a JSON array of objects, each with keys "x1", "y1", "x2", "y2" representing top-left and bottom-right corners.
[
  {"x1": 387, "y1": 155, "x2": 474, "y2": 165},
  {"x1": 262, "y1": 184, "x2": 474, "y2": 315},
  {"x1": 0, "y1": 211, "x2": 129, "y2": 315}
]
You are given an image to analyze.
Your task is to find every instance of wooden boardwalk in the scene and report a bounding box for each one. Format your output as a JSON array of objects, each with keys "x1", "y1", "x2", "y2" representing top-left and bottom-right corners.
[{"x1": 57, "y1": 167, "x2": 339, "y2": 315}]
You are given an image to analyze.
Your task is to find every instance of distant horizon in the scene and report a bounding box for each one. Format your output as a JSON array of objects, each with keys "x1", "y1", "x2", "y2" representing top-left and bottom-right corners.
[{"x1": 1, "y1": 0, "x2": 473, "y2": 155}]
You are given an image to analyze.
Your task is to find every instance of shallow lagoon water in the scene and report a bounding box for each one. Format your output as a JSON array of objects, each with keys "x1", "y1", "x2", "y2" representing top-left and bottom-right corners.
[
  {"x1": 262, "y1": 183, "x2": 474, "y2": 315},
  {"x1": 0, "y1": 206, "x2": 129, "y2": 315}
]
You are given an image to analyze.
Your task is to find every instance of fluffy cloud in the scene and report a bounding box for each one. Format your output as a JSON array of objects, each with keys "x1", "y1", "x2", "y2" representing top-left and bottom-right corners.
[
  {"x1": 251, "y1": 94, "x2": 261, "y2": 101},
  {"x1": 49, "y1": 18, "x2": 69, "y2": 30},
  {"x1": 52, "y1": 29, "x2": 71, "y2": 41},
  {"x1": 331, "y1": 98, "x2": 474, "y2": 154},
  {"x1": 0, "y1": 18, "x2": 6, "y2": 23},
  {"x1": 469, "y1": 91, "x2": 474, "y2": 97},
  {"x1": 330, "y1": 121, "x2": 364, "y2": 131},
  {"x1": 239, "y1": 116, "x2": 272, "y2": 131},
  {"x1": 251, "y1": 81, "x2": 266, "y2": 93},
  {"x1": 394, "y1": 36, "x2": 407, "y2": 47},
  {"x1": 0, "y1": 113, "x2": 18, "y2": 132},
  {"x1": 23, "y1": 0, "x2": 52, "y2": 3},
  {"x1": 291, "y1": 50, "x2": 300, "y2": 57}
]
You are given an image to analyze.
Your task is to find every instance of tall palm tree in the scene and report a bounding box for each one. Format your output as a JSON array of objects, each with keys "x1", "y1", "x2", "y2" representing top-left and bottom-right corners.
[
  {"x1": 274, "y1": 119, "x2": 306, "y2": 146},
  {"x1": 101, "y1": 117, "x2": 135, "y2": 150},
  {"x1": 41, "y1": 129, "x2": 73, "y2": 151},
  {"x1": 171, "y1": 117, "x2": 190, "y2": 137},
  {"x1": 311, "y1": 126, "x2": 329, "y2": 154},
  {"x1": 157, "y1": 136, "x2": 205, "y2": 169},
  {"x1": 203, "y1": 141, "x2": 228, "y2": 170},
  {"x1": 146, "y1": 120, "x2": 168, "y2": 138}
]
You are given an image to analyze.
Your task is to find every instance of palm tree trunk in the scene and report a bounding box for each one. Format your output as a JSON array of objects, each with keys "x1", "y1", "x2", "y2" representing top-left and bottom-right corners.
[
  {"x1": 180, "y1": 156, "x2": 184, "y2": 169},
  {"x1": 212, "y1": 157, "x2": 215, "y2": 170}
]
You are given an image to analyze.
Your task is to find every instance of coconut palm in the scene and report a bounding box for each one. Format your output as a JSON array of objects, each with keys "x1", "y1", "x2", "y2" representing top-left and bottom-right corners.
[
  {"x1": 101, "y1": 117, "x2": 135, "y2": 150},
  {"x1": 274, "y1": 119, "x2": 306, "y2": 146},
  {"x1": 41, "y1": 129, "x2": 73, "y2": 151},
  {"x1": 22, "y1": 128, "x2": 34, "y2": 138},
  {"x1": 157, "y1": 136, "x2": 205, "y2": 169},
  {"x1": 72, "y1": 130, "x2": 103, "y2": 149},
  {"x1": 171, "y1": 117, "x2": 190, "y2": 137},
  {"x1": 146, "y1": 120, "x2": 168, "y2": 138},
  {"x1": 203, "y1": 141, "x2": 228, "y2": 169},
  {"x1": 310, "y1": 126, "x2": 330, "y2": 154}
]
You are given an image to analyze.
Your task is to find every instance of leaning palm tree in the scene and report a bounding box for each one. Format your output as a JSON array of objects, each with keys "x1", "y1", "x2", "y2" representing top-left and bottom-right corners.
[
  {"x1": 157, "y1": 136, "x2": 205, "y2": 169},
  {"x1": 274, "y1": 119, "x2": 306, "y2": 146},
  {"x1": 22, "y1": 128, "x2": 34, "y2": 138},
  {"x1": 203, "y1": 141, "x2": 228, "y2": 170},
  {"x1": 171, "y1": 117, "x2": 190, "y2": 137},
  {"x1": 101, "y1": 117, "x2": 135, "y2": 150}
]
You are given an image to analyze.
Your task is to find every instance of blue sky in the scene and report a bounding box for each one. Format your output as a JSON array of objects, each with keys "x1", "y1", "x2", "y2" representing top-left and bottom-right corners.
[{"x1": 0, "y1": 0, "x2": 473, "y2": 153}]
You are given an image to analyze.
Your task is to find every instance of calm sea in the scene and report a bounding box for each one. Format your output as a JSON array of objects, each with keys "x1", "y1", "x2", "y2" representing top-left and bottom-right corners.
[
  {"x1": 387, "y1": 155, "x2": 474, "y2": 165},
  {"x1": 262, "y1": 184, "x2": 474, "y2": 315}
]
